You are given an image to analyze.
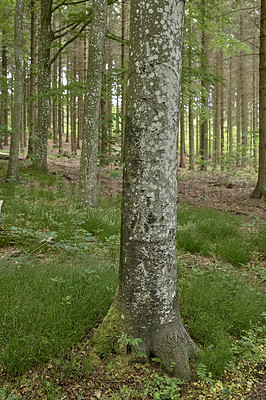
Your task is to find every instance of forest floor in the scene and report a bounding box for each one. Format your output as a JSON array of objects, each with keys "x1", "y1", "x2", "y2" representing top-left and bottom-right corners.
[
  {"x1": 43, "y1": 142, "x2": 266, "y2": 222},
  {"x1": 0, "y1": 141, "x2": 265, "y2": 399}
]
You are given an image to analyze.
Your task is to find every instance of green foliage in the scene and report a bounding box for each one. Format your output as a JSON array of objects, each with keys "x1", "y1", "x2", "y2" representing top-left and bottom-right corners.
[
  {"x1": 179, "y1": 268, "x2": 265, "y2": 377},
  {"x1": 143, "y1": 374, "x2": 183, "y2": 400},
  {"x1": 117, "y1": 333, "x2": 142, "y2": 347},
  {"x1": 0, "y1": 257, "x2": 117, "y2": 376},
  {"x1": 0, "y1": 170, "x2": 121, "y2": 257}
]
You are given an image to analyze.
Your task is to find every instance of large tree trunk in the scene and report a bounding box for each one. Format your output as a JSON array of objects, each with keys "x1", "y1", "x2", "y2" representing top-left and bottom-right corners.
[
  {"x1": 93, "y1": 0, "x2": 197, "y2": 378},
  {"x1": 32, "y1": 0, "x2": 53, "y2": 172},
  {"x1": 79, "y1": 0, "x2": 108, "y2": 207},
  {"x1": 251, "y1": 0, "x2": 266, "y2": 199},
  {"x1": 6, "y1": 0, "x2": 24, "y2": 181}
]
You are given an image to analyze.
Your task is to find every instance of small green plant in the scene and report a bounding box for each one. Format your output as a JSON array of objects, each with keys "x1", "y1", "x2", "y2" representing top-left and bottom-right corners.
[
  {"x1": 117, "y1": 332, "x2": 143, "y2": 347},
  {"x1": 144, "y1": 373, "x2": 183, "y2": 400}
]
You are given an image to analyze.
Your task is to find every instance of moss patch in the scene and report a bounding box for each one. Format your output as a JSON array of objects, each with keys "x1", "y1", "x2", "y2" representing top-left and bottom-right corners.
[{"x1": 91, "y1": 300, "x2": 133, "y2": 357}]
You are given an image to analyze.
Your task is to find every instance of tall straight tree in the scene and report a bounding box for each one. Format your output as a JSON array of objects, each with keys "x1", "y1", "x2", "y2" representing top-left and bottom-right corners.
[
  {"x1": 6, "y1": 0, "x2": 24, "y2": 180},
  {"x1": 93, "y1": 0, "x2": 197, "y2": 378},
  {"x1": 251, "y1": 0, "x2": 266, "y2": 199},
  {"x1": 32, "y1": 0, "x2": 53, "y2": 171},
  {"x1": 79, "y1": 0, "x2": 108, "y2": 207}
]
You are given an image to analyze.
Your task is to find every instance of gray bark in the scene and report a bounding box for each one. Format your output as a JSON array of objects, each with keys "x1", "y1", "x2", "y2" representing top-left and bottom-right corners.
[
  {"x1": 79, "y1": 0, "x2": 108, "y2": 207},
  {"x1": 93, "y1": 0, "x2": 197, "y2": 378},
  {"x1": 27, "y1": 0, "x2": 37, "y2": 157},
  {"x1": 251, "y1": 0, "x2": 266, "y2": 199},
  {"x1": 1, "y1": 30, "x2": 8, "y2": 150},
  {"x1": 6, "y1": 0, "x2": 24, "y2": 180},
  {"x1": 32, "y1": 0, "x2": 53, "y2": 171},
  {"x1": 200, "y1": 24, "x2": 208, "y2": 171}
]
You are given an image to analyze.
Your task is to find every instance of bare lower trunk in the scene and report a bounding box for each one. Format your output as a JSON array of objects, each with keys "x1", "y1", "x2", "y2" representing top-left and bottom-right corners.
[
  {"x1": 7, "y1": 0, "x2": 24, "y2": 181},
  {"x1": 32, "y1": 0, "x2": 53, "y2": 172},
  {"x1": 251, "y1": 0, "x2": 266, "y2": 199},
  {"x1": 79, "y1": 0, "x2": 108, "y2": 208}
]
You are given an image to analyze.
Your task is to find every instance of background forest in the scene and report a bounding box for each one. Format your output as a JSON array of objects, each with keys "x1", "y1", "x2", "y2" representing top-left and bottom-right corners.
[
  {"x1": 0, "y1": 0, "x2": 265, "y2": 400},
  {"x1": 0, "y1": 0, "x2": 263, "y2": 176}
]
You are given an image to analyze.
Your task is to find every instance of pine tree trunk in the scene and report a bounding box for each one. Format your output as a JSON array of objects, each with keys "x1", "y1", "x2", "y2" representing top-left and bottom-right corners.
[{"x1": 93, "y1": 0, "x2": 197, "y2": 378}]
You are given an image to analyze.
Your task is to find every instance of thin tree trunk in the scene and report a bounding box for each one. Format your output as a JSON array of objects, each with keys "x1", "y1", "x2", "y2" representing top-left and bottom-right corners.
[
  {"x1": 220, "y1": 51, "x2": 224, "y2": 169},
  {"x1": 251, "y1": 0, "x2": 266, "y2": 199},
  {"x1": 228, "y1": 57, "x2": 233, "y2": 157},
  {"x1": 79, "y1": 0, "x2": 108, "y2": 207},
  {"x1": 27, "y1": 0, "x2": 37, "y2": 156},
  {"x1": 7, "y1": 0, "x2": 24, "y2": 180},
  {"x1": 200, "y1": 24, "x2": 208, "y2": 171},
  {"x1": 1, "y1": 30, "x2": 8, "y2": 149},
  {"x1": 33, "y1": 0, "x2": 53, "y2": 171},
  {"x1": 179, "y1": 104, "x2": 185, "y2": 168},
  {"x1": 240, "y1": 14, "x2": 248, "y2": 168}
]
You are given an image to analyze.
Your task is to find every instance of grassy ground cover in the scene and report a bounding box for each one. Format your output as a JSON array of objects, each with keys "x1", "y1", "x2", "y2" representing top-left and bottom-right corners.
[{"x1": 0, "y1": 164, "x2": 265, "y2": 399}]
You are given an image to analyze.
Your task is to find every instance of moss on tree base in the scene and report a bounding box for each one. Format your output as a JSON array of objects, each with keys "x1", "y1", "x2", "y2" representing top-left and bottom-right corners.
[{"x1": 91, "y1": 301, "x2": 133, "y2": 357}]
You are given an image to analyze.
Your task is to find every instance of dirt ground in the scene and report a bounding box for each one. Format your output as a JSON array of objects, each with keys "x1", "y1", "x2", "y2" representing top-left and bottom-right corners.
[{"x1": 44, "y1": 142, "x2": 266, "y2": 222}]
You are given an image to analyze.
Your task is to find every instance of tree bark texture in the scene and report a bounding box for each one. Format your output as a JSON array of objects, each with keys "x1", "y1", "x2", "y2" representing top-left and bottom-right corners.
[
  {"x1": 1, "y1": 30, "x2": 8, "y2": 150},
  {"x1": 200, "y1": 25, "x2": 208, "y2": 171},
  {"x1": 7, "y1": 0, "x2": 24, "y2": 180},
  {"x1": 27, "y1": 0, "x2": 37, "y2": 157},
  {"x1": 33, "y1": 0, "x2": 53, "y2": 171},
  {"x1": 93, "y1": 0, "x2": 197, "y2": 378},
  {"x1": 251, "y1": 0, "x2": 266, "y2": 199},
  {"x1": 79, "y1": 0, "x2": 108, "y2": 207}
]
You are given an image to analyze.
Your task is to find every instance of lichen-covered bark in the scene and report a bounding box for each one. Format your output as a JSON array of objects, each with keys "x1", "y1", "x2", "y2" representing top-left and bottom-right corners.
[
  {"x1": 251, "y1": 0, "x2": 266, "y2": 199},
  {"x1": 6, "y1": 0, "x2": 24, "y2": 181},
  {"x1": 94, "y1": 0, "x2": 197, "y2": 378},
  {"x1": 79, "y1": 0, "x2": 108, "y2": 208},
  {"x1": 32, "y1": 0, "x2": 53, "y2": 172}
]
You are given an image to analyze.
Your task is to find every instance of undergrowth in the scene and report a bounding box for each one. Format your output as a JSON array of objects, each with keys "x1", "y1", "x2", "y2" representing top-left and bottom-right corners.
[
  {"x1": 0, "y1": 256, "x2": 117, "y2": 376},
  {"x1": 0, "y1": 164, "x2": 265, "y2": 387},
  {"x1": 178, "y1": 267, "x2": 265, "y2": 377},
  {"x1": 177, "y1": 206, "x2": 265, "y2": 264}
]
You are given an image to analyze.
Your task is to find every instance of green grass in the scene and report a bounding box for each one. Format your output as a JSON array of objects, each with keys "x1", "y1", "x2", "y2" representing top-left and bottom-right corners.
[
  {"x1": 0, "y1": 165, "x2": 265, "y2": 380},
  {"x1": 0, "y1": 256, "x2": 117, "y2": 376},
  {"x1": 177, "y1": 206, "x2": 255, "y2": 265},
  {"x1": 179, "y1": 267, "x2": 265, "y2": 377}
]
